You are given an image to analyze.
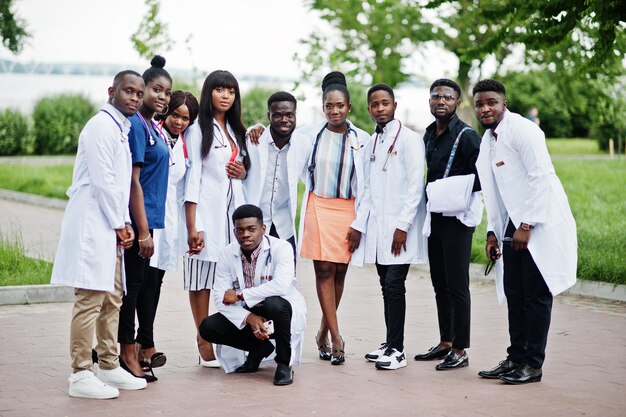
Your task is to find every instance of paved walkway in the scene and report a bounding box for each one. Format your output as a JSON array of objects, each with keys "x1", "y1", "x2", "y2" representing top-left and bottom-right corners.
[{"x1": 1, "y1": 198, "x2": 625, "y2": 417}]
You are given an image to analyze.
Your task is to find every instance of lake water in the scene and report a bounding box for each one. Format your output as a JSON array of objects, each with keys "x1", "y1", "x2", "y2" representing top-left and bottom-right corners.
[{"x1": 0, "y1": 73, "x2": 433, "y2": 133}]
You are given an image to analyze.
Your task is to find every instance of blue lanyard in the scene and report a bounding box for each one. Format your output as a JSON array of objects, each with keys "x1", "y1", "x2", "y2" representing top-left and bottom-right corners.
[{"x1": 443, "y1": 127, "x2": 472, "y2": 178}]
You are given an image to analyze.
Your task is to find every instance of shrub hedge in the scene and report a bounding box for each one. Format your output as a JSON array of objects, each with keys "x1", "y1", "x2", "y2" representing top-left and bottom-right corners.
[
  {"x1": 0, "y1": 108, "x2": 30, "y2": 156},
  {"x1": 32, "y1": 94, "x2": 96, "y2": 155}
]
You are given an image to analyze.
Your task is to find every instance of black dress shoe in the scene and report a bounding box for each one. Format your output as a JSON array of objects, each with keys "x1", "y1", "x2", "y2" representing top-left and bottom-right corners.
[
  {"x1": 435, "y1": 350, "x2": 469, "y2": 370},
  {"x1": 478, "y1": 359, "x2": 519, "y2": 379},
  {"x1": 235, "y1": 341, "x2": 275, "y2": 374},
  {"x1": 414, "y1": 344, "x2": 451, "y2": 361},
  {"x1": 273, "y1": 363, "x2": 294, "y2": 386},
  {"x1": 499, "y1": 364, "x2": 542, "y2": 385}
]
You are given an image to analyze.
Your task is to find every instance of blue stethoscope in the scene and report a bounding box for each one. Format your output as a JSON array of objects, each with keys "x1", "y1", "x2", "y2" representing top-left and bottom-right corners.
[
  {"x1": 100, "y1": 109, "x2": 128, "y2": 142},
  {"x1": 232, "y1": 235, "x2": 272, "y2": 290}
]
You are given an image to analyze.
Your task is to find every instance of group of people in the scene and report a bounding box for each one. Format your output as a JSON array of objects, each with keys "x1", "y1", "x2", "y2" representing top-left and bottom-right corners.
[{"x1": 51, "y1": 54, "x2": 577, "y2": 400}]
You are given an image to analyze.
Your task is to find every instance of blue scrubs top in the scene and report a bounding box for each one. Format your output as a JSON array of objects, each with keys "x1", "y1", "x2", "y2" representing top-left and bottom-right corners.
[{"x1": 128, "y1": 114, "x2": 170, "y2": 229}]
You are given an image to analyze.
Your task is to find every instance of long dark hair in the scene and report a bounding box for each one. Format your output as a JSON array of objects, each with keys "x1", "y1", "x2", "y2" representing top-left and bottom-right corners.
[
  {"x1": 198, "y1": 70, "x2": 249, "y2": 170},
  {"x1": 155, "y1": 90, "x2": 200, "y2": 131}
]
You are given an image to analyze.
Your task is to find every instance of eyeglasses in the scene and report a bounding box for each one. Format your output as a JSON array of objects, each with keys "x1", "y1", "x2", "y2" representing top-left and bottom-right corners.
[{"x1": 430, "y1": 93, "x2": 457, "y2": 102}]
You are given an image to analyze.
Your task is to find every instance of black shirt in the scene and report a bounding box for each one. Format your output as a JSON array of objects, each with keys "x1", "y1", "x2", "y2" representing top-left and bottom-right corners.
[{"x1": 424, "y1": 114, "x2": 481, "y2": 191}]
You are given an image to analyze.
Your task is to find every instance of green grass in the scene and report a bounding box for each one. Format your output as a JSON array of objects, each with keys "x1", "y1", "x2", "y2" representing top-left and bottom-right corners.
[
  {"x1": 0, "y1": 164, "x2": 73, "y2": 200},
  {"x1": 546, "y1": 138, "x2": 602, "y2": 155},
  {"x1": 464, "y1": 137, "x2": 621, "y2": 285},
  {"x1": 553, "y1": 159, "x2": 626, "y2": 285},
  {"x1": 0, "y1": 141, "x2": 624, "y2": 285},
  {"x1": 300, "y1": 155, "x2": 626, "y2": 285},
  {"x1": 0, "y1": 233, "x2": 53, "y2": 286},
  {"x1": 470, "y1": 154, "x2": 626, "y2": 285}
]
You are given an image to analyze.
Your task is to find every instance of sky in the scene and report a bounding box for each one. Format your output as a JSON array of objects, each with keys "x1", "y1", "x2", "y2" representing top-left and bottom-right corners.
[
  {"x1": 2, "y1": 0, "x2": 464, "y2": 129},
  {"x1": 5, "y1": 0, "x2": 457, "y2": 81},
  {"x1": 5, "y1": 0, "x2": 329, "y2": 78}
]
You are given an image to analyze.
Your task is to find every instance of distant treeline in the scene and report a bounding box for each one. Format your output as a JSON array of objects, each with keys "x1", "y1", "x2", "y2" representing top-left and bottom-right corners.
[{"x1": 0, "y1": 59, "x2": 289, "y2": 85}]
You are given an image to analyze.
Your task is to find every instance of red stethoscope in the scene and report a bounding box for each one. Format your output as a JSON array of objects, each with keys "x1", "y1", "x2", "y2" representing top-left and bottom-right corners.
[
  {"x1": 156, "y1": 120, "x2": 189, "y2": 167},
  {"x1": 371, "y1": 120, "x2": 402, "y2": 171}
]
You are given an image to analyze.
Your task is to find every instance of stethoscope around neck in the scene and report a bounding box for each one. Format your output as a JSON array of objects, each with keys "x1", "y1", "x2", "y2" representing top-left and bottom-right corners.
[
  {"x1": 100, "y1": 109, "x2": 129, "y2": 142},
  {"x1": 158, "y1": 120, "x2": 190, "y2": 168},
  {"x1": 371, "y1": 120, "x2": 402, "y2": 171},
  {"x1": 232, "y1": 235, "x2": 272, "y2": 291},
  {"x1": 307, "y1": 121, "x2": 359, "y2": 190}
]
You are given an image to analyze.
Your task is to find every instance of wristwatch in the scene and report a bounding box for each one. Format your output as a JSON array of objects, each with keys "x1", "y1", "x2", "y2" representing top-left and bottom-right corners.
[{"x1": 520, "y1": 223, "x2": 534, "y2": 231}]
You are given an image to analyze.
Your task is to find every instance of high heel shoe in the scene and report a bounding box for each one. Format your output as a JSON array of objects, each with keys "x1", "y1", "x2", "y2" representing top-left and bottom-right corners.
[
  {"x1": 197, "y1": 340, "x2": 221, "y2": 368},
  {"x1": 139, "y1": 352, "x2": 167, "y2": 371},
  {"x1": 199, "y1": 356, "x2": 221, "y2": 368},
  {"x1": 119, "y1": 357, "x2": 158, "y2": 382},
  {"x1": 330, "y1": 337, "x2": 345, "y2": 365},
  {"x1": 316, "y1": 331, "x2": 331, "y2": 361}
]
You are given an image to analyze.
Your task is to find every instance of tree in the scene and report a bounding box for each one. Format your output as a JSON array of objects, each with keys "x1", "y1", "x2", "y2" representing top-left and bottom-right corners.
[
  {"x1": 130, "y1": 0, "x2": 174, "y2": 60},
  {"x1": 296, "y1": 0, "x2": 434, "y2": 88},
  {"x1": 497, "y1": 69, "x2": 604, "y2": 138},
  {"x1": 0, "y1": 0, "x2": 29, "y2": 53},
  {"x1": 298, "y1": 0, "x2": 514, "y2": 124},
  {"x1": 241, "y1": 87, "x2": 275, "y2": 127},
  {"x1": 298, "y1": 0, "x2": 625, "y2": 131},
  {"x1": 461, "y1": 0, "x2": 626, "y2": 78},
  {"x1": 425, "y1": 0, "x2": 515, "y2": 120}
]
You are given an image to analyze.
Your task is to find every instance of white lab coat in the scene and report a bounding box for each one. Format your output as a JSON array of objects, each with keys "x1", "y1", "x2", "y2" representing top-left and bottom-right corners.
[
  {"x1": 296, "y1": 120, "x2": 372, "y2": 266},
  {"x1": 212, "y1": 236, "x2": 307, "y2": 373},
  {"x1": 243, "y1": 127, "x2": 312, "y2": 241},
  {"x1": 150, "y1": 134, "x2": 188, "y2": 271},
  {"x1": 362, "y1": 120, "x2": 428, "y2": 265},
  {"x1": 422, "y1": 174, "x2": 484, "y2": 236},
  {"x1": 476, "y1": 110, "x2": 577, "y2": 304},
  {"x1": 184, "y1": 121, "x2": 246, "y2": 262},
  {"x1": 51, "y1": 103, "x2": 132, "y2": 291}
]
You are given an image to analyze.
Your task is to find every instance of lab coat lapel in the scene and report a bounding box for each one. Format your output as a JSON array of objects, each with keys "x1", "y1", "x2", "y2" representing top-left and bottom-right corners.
[
  {"x1": 230, "y1": 244, "x2": 245, "y2": 291},
  {"x1": 258, "y1": 129, "x2": 270, "y2": 188},
  {"x1": 253, "y1": 238, "x2": 271, "y2": 286}
]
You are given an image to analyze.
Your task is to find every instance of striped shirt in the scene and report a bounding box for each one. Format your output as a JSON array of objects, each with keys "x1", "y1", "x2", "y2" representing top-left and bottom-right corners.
[
  {"x1": 240, "y1": 244, "x2": 262, "y2": 289},
  {"x1": 312, "y1": 128, "x2": 355, "y2": 199}
]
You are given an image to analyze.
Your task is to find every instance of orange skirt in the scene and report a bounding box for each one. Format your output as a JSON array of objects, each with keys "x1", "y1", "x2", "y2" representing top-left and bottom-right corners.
[{"x1": 300, "y1": 192, "x2": 355, "y2": 264}]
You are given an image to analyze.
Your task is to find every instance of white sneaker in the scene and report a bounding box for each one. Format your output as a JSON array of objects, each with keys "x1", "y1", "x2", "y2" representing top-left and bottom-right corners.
[
  {"x1": 96, "y1": 366, "x2": 147, "y2": 391},
  {"x1": 375, "y1": 348, "x2": 407, "y2": 370},
  {"x1": 364, "y1": 343, "x2": 388, "y2": 362},
  {"x1": 68, "y1": 370, "x2": 119, "y2": 399}
]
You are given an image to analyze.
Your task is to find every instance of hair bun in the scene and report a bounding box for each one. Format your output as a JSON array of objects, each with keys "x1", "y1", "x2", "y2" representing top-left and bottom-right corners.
[
  {"x1": 321, "y1": 71, "x2": 346, "y2": 92},
  {"x1": 150, "y1": 55, "x2": 166, "y2": 69}
]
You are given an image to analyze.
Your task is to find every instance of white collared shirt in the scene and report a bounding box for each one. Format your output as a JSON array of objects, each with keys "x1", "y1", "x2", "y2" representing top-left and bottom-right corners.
[{"x1": 259, "y1": 140, "x2": 292, "y2": 238}]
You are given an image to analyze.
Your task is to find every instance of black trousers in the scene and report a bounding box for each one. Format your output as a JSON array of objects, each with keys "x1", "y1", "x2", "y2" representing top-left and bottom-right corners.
[
  {"x1": 503, "y1": 221, "x2": 553, "y2": 369},
  {"x1": 118, "y1": 229, "x2": 159, "y2": 348},
  {"x1": 427, "y1": 213, "x2": 474, "y2": 349},
  {"x1": 152, "y1": 267, "x2": 165, "y2": 327},
  {"x1": 376, "y1": 263, "x2": 410, "y2": 351},
  {"x1": 269, "y1": 223, "x2": 296, "y2": 262},
  {"x1": 198, "y1": 296, "x2": 293, "y2": 366}
]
